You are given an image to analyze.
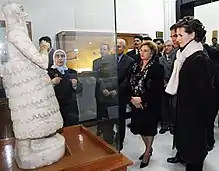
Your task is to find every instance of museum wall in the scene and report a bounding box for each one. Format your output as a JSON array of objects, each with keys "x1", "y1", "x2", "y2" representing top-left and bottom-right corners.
[
  {"x1": 116, "y1": 0, "x2": 164, "y2": 37},
  {"x1": 194, "y1": 1, "x2": 219, "y2": 44},
  {"x1": 0, "y1": 0, "x2": 165, "y2": 44},
  {"x1": 0, "y1": 0, "x2": 77, "y2": 46},
  {"x1": 0, "y1": 0, "x2": 169, "y2": 72}
]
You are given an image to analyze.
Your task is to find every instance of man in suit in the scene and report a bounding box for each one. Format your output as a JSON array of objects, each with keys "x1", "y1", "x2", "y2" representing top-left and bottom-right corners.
[
  {"x1": 93, "y1": 44, "x2": 111, "y2": 71},
  {"x1": 202, "y1": 37, "x2": 219, "y2": 151},
  {"x1": 159, "y1": 40, "x2": 175, "y2": 134},
  {"x1": 39, "y1": 36, "x2": 55, "y2": 68},
  {"x1": 93, "y1": 44, "x2": 111, "y2": 137},
  {"x1": 166, "y1": 24, "x2": 184, "y2": 164},
  {"x1": 203, "y1": 37, "x2": 219, "y2": 64},
  {"x1": 142, "y1": 36, "x2": 152, "y2": 43},
  {"x1": 126, "y1": 35, "x2": 143, "y2": 62},
  {"x1": 116, "y1": 39, "x2": 134, "y2": 150},
  {"x1": 153, "y1": 38, "x2": 164, "y2": 57},
  {"x1": 211, "y1": 37, "x2": 219, "y2": 50}
]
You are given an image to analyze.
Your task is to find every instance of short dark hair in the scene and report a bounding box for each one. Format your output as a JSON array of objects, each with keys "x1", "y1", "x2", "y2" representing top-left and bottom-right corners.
[
  {"x1": 175, "y1": 16, "x2": 206, "y2": 42},
  {"x1": 100, "y1": 43, "x2": 110, "y2": 50},
  {"x1": 39, "y1": 36, "x2": 52, "y2": 47},
  {"x1": 142, "y1": 36, "x2": 152, "y2": 41},
  {"x1": 170, "y1": 24, "x2": 177, "y2": 31},
  {"x1": 134, "y1": 35, "x2": 143, "y2": 41},
  {"x1": 212, "y1": 37, "x2": 217, "y2": 41},
  {"x1": 153, "y1": 38, "x2": 164, "y2": 44}
]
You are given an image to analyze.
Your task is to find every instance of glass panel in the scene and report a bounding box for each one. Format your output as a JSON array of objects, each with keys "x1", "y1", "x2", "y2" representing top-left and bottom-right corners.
[
  {"x1": 0, "y1": 21, "x2": 6, "y2": 97},
  {"x1": 55, "y1": 0, "x2": 119, "y2": 149},
  {"x1": 0, "y1": 0, "x2": 119, "y2": 150}
]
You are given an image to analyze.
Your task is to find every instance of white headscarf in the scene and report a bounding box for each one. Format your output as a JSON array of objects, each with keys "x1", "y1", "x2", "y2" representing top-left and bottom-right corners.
[
  {"x1": 165, "y1": 40, "x2": 203, "y2": 95},
  {"x1": 51, "y1": 49, "x2": 68, "y2": 74}
]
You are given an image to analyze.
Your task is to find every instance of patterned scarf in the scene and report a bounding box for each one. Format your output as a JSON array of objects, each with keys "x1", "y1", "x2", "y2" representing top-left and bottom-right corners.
[{"x1": 130, "y1": 59, "x2": 154, "y2": 96}]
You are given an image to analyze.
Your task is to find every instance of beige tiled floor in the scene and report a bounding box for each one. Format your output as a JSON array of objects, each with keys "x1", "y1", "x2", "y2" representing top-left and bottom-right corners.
[{"x1": 122, "y1": 123, "x2": 219, "y2": 171}]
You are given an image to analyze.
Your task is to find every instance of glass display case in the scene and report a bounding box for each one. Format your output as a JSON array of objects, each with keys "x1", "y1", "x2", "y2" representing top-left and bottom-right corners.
[
  {"x1": 0, "y1": 1, "x2": 133, "y2": 171},
  {"x1": 0, "y1": 0, "x2": 119, "y2": 149}
]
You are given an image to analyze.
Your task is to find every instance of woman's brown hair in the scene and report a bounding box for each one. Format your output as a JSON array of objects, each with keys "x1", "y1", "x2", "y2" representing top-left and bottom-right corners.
[{"x1": 140, "y1": 41, "x2": 158, "y2": 55}]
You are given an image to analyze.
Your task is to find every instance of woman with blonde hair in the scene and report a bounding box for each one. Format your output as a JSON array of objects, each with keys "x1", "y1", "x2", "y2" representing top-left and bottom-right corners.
[{"x1": 129, "y1": 41, "x2": 164, "y2": 168}]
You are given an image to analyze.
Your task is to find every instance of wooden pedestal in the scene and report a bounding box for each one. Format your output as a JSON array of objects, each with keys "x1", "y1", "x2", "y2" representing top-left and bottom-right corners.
[{"x1": 0, "y1": 125, "x2": 132, "y2": 171}]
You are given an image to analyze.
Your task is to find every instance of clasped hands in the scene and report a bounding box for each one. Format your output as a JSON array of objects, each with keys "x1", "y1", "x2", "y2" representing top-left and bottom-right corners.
[
  {"x1": 131, "y1": 97, "x2": 143, "y2": 109},
  {"x1": 102, "y1": 89, "x2": 117, "y2": 97}
]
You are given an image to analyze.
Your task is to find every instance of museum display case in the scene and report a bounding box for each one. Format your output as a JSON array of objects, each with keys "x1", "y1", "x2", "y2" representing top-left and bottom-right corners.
[
  {"x1": 0, "y1": 0, "x2": 132, "y2": 170},
  {"x1": 55, "y1": 29, "x2": 121, "y2": 147}
]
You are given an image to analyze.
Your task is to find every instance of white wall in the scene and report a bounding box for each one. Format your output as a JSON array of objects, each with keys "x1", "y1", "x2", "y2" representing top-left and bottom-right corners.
[
  {"x1": 0, "y1": 0, "x2": 168, "y2": 44},
  {"x1": 116, "y1": 0, "x2": 164, "y2": 38},
  {"x1": 74, "y1": 0, "x2": 115, "y2": 32},
  {"x1": 0, "y1": 0, "x2": 116, "y2": 45},
  {"x1": 195, "y1": 1, "x2": 219, "y2": 44},
  {"x1": 0, "y1": 0, "x2": 77, "y2": 45}
]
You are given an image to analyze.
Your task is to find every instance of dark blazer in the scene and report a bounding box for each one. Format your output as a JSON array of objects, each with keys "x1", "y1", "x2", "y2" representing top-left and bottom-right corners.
[
  {"x1": 93, "y1": 55, "x2": 116, "y2": 100},
  {"x1": 127, "y1": 49, "x2": 142, "y2": 62},
  {"x1": 47, "y1": 68, "x2": 82, "y2": 126},
  {"x1": 170, "y1": 48, "x2": 178, "y2": 62},
  {"x1": 93, "y1": 57, "x2": 103, "y2": 72},
  {"x1": 133, "y1": 63, "x2": 164, "y2": 110},
  {"x1": 159, "y1": 53, "x2": 175, "y2": 85},
  {"x1": 176, "y1": 51, "x2": 215, "y2": 163},
  {"x1": 93, "y1": 54, "x2": 134, "y2": 105},
  {"x1": 117, "y1": 54, "x2": 135, "y2": 102},
  {"x1": 126, "y1": 49, "x2": 137, "y2": 58},
  {"x1": 48, "y1": 48, "x2": 55, "y2": 68},
  {"x1": 128, "y1": 62, "x2": 164, "y2": 131},
  {"x1": 204, "y1": 44, "x2": 219, "y2": 64}
]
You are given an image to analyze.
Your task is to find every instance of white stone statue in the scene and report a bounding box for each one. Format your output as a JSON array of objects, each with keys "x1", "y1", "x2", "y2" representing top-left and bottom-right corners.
[{"x1": 1, "y1": 2, "x2": 65, "y2": 169}]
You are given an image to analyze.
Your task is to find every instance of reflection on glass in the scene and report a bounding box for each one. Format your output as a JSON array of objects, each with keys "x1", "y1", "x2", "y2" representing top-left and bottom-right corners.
[
  {"x1": 56, "y1": 31, "x2": 119, "y2": 148},
  {"x1": 0, "y1": 1, "x2": 119, "y2": 150}
]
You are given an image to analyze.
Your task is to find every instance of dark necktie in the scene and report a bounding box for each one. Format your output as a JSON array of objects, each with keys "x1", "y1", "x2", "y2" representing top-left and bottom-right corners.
[{"x1": 117, "y1": 56, "x2": 120, "y2": 64}]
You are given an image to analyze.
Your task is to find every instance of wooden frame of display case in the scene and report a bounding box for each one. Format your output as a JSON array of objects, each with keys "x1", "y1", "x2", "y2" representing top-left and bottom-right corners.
[{"x1": 0, "y1": 125, "x2": 132, "y2": 171}]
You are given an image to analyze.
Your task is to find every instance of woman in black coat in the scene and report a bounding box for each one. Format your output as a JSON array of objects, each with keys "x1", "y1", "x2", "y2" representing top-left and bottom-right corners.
[
  {"x1": 166, "y1": 17, "x2": 216, "y2": 171},
  {"x1": 129, "y1": 41, "x2": 164, "y2": 168},
  {"x1": 48, "y1": 49, "x2": 82, "y2": 127}
]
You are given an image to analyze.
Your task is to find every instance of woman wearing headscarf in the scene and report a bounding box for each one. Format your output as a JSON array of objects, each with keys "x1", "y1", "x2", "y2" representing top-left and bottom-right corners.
[
  {"x1": 48, "y1": 49, "x2": 82, "y2": 127},
  {"x1": 128, "y1": 41, "x2": 164, "y2": 168},
  {"x1": 166, "y1": 17, "x2": 216, "y2": 171}
]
